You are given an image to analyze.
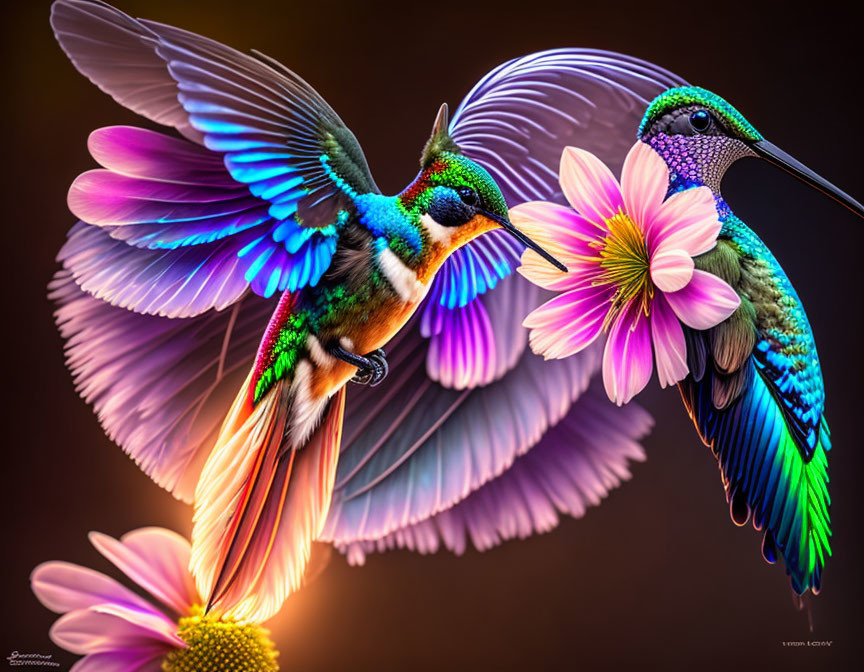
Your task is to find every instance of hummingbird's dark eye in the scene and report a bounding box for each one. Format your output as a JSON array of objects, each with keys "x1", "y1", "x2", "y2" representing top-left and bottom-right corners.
[
  {"x1": 456, "y1": 186, "x2": 479, "y2": 206},
  {"x1": 689, "y1": 110, "x2": 712, "y2": 133}
]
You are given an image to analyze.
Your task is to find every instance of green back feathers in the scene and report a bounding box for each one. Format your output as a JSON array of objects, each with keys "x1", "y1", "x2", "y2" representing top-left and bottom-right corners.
[{"x1": 639, "y1": 86, "x2": 764, "y2": 142}]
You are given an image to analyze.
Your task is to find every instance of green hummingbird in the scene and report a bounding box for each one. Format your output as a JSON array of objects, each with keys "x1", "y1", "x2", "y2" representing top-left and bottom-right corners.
[
  {"x1": 638, "y1": 86, "x2": 864, "y2": 594},
  {"x1": 49, "y1": 0, "x2": 583, "y2": 623}
]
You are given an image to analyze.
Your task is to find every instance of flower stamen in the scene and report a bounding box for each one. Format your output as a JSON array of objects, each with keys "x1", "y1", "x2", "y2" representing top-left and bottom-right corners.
[
  {"x1": 162, "y1": 605, "x2": 279, "y2": 672},
  {"x1": 594, "y1": 210, "x2": 653, "y2": 329}
]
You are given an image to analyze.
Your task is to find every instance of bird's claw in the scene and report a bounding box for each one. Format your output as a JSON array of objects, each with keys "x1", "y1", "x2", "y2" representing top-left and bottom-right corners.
[
  {"x1": 326, "y1": 344, "x2": 389, "y2": 387},
  {"x1": 351, "y1": 348, "x2": 388, "y2": 386}
]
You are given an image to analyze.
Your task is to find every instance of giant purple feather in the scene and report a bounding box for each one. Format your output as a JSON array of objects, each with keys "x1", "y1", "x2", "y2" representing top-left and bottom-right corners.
[
  {"x1": 337, "y1": 382, "x2": 652, "y2": 564},
  {"x1": 51, "y1": 270, "x2": 272, "y2": 502}
]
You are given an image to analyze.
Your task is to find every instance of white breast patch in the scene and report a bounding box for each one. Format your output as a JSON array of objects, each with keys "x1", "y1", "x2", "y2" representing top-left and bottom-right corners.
[
  {"x1": 378, "y1": 246, "x2": 427, "y2": 303},
  {"x1": 420, "y1": 213, "x2": 454, "y2": 246}
]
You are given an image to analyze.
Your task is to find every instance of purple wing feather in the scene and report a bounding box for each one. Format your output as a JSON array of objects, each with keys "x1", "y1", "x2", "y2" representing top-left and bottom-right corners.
[
  {"x1": 51, "y1": 1, "x2": 377, "y2": 303},
  {"x1": 51, "y1": 270, "x2": 272, "y2": 502},
  {"x1": 88, "y1": 124, "x2": 231, "y2": 185},
  {"x1": 421, "y1": 273, "x2": 535, "y2": 389},
  {"x1": 337, "y1": 383, "x2": 651, "y2": 564},
  {"x1": 449, "y1": 48, "x2": 687, "y2": 202},
  {"x1": 59, "y1": 221, "x2": 253, "y2": 319},
  {"x1": 321, "y1": 333, "x2": 602, "y2": 546},
  {"x1": 70, "y1": 142, "x2": 269, "y2": 250},
  {"x1": 50, "y1": 0, "x2": 203, "y2": 142}
]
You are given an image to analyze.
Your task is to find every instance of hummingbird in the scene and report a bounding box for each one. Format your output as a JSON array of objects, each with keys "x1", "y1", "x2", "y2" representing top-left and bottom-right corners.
[
  {"x1": 637, "y1": 86, "x2": 864, "y2": 594},
  {"x1": 50, "y1": 0, "x2": 683, "y2": 622}
]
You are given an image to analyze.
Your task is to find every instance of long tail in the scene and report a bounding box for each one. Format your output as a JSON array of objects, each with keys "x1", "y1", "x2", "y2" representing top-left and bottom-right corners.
[{"x1": 190, "y1": 364, "x2": 345, "y2": 622}]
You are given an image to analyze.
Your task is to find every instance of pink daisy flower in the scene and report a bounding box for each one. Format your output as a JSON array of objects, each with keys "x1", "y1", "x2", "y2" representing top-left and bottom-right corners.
[
  {"x1": 513, "y1": 142, "x2": 740, "y2": 406},
  {"x1": 31, "y1": 527, "x2": 278, "y2": 672}
]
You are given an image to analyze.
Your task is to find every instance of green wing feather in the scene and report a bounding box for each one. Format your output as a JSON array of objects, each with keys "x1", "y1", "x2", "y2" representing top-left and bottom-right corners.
[{"x1": 679, "y1": 220, "x2": 831, "y2": 594}]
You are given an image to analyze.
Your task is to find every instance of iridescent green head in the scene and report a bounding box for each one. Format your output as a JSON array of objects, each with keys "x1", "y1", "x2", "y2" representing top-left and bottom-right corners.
[
  {"x1": 400, "y1": 105, "x2": 567, "y2": 271},
  {"x1": 638, "y1": 86, "x2": 863, "y2": 217},
  {"x1": 409, "y1": 104, "x2": 509, "y2": 223},
  {"x1": 417, "y1": 151, "x2": 510, "y2": 226},
  {"x1": 638, "y1": 86, "x2": 763, "y2": 142}
]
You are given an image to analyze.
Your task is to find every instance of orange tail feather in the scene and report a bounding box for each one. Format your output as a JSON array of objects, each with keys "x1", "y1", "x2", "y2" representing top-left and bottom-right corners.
[{"x1": 191, "y1": 371, "x2": 345, "y2": 622}]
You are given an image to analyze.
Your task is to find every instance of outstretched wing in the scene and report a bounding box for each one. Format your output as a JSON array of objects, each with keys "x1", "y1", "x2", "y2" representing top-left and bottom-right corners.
[
  {"x1": 51, "y1": 270, "x2": 273, "y2": 502},
  {"x1": 679, "y1": 223, "x2": 830, "y2": 594},
  {"x1": 50, "y1": 0, "x2": 376, "y2": 497},
  {"x1": 335, "y1": 382, "x2": 651, "y2": 564},
  {"x1": 52, "y1": 0, "x2": 378, "y2": 307},
  {"x1": 450, "y1": 49, "x2": 685, "y2": 202}
]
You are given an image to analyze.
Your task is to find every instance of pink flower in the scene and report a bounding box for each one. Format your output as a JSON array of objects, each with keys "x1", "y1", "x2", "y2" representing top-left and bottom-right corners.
[
  {"x1": 513, "y1": 142, "x2": 740, "y2": 405},
  {"x1": 31, "y1": 527, "x2": 278, "y2": 672}
]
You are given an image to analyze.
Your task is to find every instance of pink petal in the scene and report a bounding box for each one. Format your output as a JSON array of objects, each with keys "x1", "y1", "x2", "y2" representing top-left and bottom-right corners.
[
  {"x1": 50, "y1": 604, "x2": 180, "y2": 655},
  {"x1": 665, "y1": 269, "x2": 741, "y2": 330},
  {"x1": 648, "y1": 186, "x2": 720, "y2": 257},
  {"x1": 510, "y1": 200, "x2": 606, "y2": 250},
  {"x1": 602, "y1": 306, "x2": 653, "y2": 406},
  {"x1": 523, "y1": 283, "x2": 610, "y2": 360},
  {"x1": 621, "y1": 142, "x2": 669, "y2": 231},
  {"x1": 559, "y1": 147, "x2": 624, "y2": 226},
  {"x1": 70, "y1": 650, "x2": 165, "y2": 672},
  {"x1": 650, "y1": 248, "x2": 694, "y2": 293},
  {"x1": 517, "y1": 251, "x2": 578, "y2": 292},
  {"x1": 650, "y1": 294, "x2": 689, "y2": 387},
  {"x1": 511, "y1": 201, "x2": 604, "y2": 291},
  {"x1": 89, "y1": 528, "x2": 198, "y2": 615},
  {"x1": 31, "y1": 562, "x2": 156, "y2": 615},
  {"x1": 517, "y1": 244, "x2": 603, "y2": 292}
]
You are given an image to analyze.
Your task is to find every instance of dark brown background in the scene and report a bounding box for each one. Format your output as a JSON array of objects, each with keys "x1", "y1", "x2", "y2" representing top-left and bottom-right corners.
[{"x1": 2, "y1": 1, "x2": 862, "y2": 670}]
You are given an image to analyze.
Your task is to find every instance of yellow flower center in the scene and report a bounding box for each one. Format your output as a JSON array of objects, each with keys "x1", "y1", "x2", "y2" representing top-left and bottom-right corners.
[
  {"x1": 594, "y1": 211, "x2": 653, "y2": 327},
  {"x1": 162, "y1": 605, "x2": 279, "y2": 672}
]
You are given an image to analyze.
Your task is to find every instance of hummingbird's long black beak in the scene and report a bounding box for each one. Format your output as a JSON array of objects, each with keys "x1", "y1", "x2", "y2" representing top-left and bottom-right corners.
[
  {"x1": 752, "y1": 140, "x2": 864, "y2": 219},
  {"x1": 483, "y1": 211, "x2": 568, "y2": 272}
]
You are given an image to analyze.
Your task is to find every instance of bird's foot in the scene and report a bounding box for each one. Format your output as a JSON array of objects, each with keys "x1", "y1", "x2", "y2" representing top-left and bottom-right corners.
[
  {"x1": 351, "y1": 349, "x2": 389, "y2": 386},
  {"x1": 327, "y1": 345, "x2": 389, "y2": 387}
]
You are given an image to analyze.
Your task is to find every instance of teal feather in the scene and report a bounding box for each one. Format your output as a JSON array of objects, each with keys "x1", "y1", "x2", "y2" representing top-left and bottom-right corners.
[{"x1": 680, "y1": 213, "x2": 831, "y2": 594}]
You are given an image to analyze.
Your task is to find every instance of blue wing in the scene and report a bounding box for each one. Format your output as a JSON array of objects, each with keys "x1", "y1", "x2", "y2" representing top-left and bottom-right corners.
[
  {"x1": 52, "y1": 0, "x2": 378, "y2": 310},
  {"x1": 752, "y1": 321, "x2": 825, "y2": 459},
  {"x1": 680, "y1": 219, "x2": 831, "y2": 594}
]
